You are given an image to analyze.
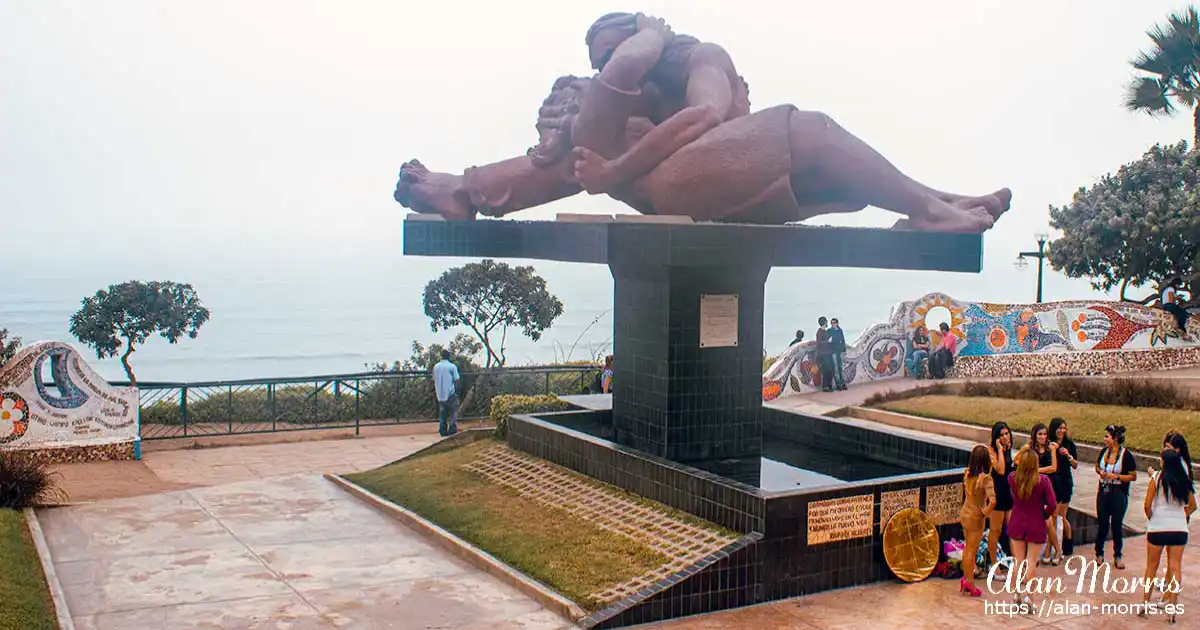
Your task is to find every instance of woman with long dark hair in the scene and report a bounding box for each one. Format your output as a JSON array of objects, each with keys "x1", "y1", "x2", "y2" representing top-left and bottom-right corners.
[
  {"x1": 1021, "y1": 423, "x2": 1060, "y2": 565},
  {"x1": 959, "y1": 445, "x2": 996, "y2": 597},
  {"x1": 1048, "y1": 418, "x2": 1078, "y2": 559},
  {"x1": 1141, "y1": 448, "x2": 1196, "y2": 623},
  {"x1": 1165, "y1": 430, "x2": 1194, "y2": 482},
  {"x1": 1007, "y1": 449, "x2": 1057, "y2": 608},
  {"x1": 601, "y1": 355, "x2": 615, "y2": 394},
  {"x1": 1095, "y1": 424, "x2": 1138, "y2": 569},
  {"x1": 987, "y1": 421, "x2": 1014, "y2": 574}
]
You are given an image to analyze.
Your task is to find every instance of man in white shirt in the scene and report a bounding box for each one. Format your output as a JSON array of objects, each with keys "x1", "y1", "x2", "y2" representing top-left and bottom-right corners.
[{"x1": 432, "y1": 350, "x2": 461, "y2": 437}]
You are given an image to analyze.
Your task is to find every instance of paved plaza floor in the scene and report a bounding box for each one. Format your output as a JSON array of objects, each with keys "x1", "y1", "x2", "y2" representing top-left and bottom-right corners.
[
  {"x1": 51, "y1": 431, "x2": 442, "y2": 503},
  {"x1": 650, "y1": 531, "x2": 1200, "y2": 629},
  {"x1": 37, "y1": 474, "x2": 571, "y2": 630},
  {"x1": 36, "y1": 400, "x2": 1197, "y2": 629}
]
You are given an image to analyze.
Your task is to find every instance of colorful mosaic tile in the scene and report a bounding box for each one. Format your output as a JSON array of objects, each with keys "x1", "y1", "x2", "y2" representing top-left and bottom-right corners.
[
  {"x1": 765, "y1": 294, "x2": 1200, "y2": 400},
  {"x1": 3, "y1": 441, "x2": 137, "y2": 465}
]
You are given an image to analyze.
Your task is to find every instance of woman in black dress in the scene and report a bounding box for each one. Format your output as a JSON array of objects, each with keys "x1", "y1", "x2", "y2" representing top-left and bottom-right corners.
[
  {"x1": 1049, "y1": 418, "x2": 1078, "y2": 558},
  {"x1": 987, "y1": 421, "x2": 1014, "y2": 573}
]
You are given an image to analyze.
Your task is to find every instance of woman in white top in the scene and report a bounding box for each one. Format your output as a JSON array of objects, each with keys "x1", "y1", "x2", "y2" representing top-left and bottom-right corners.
[{"x1": 1141, "y1": 448, "x2": 1197, "y2": 623}]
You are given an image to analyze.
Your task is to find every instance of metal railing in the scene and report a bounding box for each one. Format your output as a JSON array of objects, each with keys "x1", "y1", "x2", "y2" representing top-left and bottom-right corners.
[{"x1": 118, "y1": 365, "x2": 599, "y2": 440}]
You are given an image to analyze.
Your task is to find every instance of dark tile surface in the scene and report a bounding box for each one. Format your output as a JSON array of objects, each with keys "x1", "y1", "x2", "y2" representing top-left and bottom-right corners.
[
  {"x1": 402, "y1": 219, "x2": 983, "y2": 272},
  {"x1": 510, "y1": 413, "x2": 765, "y2": 534},
  {"x1": 508, "y1": 409, "x2": 1107, "y2": 628},
  {"x1": 609, "y1": 256, "x2": 769, "y2": 463},
  {"x1": 402, "y1": 218, "x2": 609, "y2": 262}
]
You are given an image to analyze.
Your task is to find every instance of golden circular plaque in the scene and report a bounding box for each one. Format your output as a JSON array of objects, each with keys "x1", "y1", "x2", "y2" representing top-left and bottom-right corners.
[{"x1": 882, "y1": 507, "x2": 940, "y2": 583}]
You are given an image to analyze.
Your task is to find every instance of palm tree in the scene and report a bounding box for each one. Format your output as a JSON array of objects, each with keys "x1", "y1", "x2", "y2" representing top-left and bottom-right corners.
[{"x1": 1125, "y1": 7, "x2": 1200, "y2": 148}]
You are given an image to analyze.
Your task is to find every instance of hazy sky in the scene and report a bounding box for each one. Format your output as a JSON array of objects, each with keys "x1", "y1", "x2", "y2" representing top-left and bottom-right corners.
[{"x1": 1, "y1": 1, "x2": 1195, "y2": 286}]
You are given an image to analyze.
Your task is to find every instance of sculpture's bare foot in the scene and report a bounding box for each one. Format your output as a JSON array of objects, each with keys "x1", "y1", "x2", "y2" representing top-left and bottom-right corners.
[
  {"x1": 898, "y1": 202, "x2": 995, "y2": 233},
  {"x1": 393, "y1": 159, "x2": 476, "y2": 221},
  {"x1": 942, "y1": 188, "x2": 1012, "y2": 221}
]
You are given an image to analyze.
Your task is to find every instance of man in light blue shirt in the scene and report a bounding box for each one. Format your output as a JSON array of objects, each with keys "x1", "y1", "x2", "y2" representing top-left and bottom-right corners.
[{"x1": 432, "y1": 350, "x2": 461, "y2": 436}]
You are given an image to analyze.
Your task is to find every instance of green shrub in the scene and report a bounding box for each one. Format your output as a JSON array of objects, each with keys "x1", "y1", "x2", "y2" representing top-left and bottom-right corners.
[
  {"x1": 0, "y1": 453, "x2": 66, "y2": 509},
  {"x1": 864, "y1": 377, "x2": 1198, "y2": 410},
  {"x1": 490, "y1": 394, "x2": 571, "y2": 437}
]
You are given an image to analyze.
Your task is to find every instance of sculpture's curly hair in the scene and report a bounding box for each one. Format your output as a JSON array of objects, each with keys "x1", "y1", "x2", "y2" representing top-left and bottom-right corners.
[
  {"x1": 527, "y1": 75, "x2": 589, "y2": 168},
  {"x1": 586, "y1": 12, "x2": 637, "y2": 47}
]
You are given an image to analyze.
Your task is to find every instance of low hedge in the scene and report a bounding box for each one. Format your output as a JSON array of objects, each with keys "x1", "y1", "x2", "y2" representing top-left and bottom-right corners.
[{"x1": 490, "y1": 394, "x2": 571, "y2": 437}]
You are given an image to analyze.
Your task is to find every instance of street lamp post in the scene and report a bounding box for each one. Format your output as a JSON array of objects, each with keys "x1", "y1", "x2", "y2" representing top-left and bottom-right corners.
[{"x1": 1014, "y1": 233, "x2": 1049, "y2": 303}]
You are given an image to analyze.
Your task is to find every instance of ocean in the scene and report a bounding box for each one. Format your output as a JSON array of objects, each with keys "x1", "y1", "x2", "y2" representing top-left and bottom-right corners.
[{"x1": 0, "y1": 238, "x2": 1109, "y2": 384}]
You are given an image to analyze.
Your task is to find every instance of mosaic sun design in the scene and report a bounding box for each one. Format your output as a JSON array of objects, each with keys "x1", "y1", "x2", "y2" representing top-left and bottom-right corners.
[{"x1": 910, "y1": 294, "x2": 967, "y2": 341}]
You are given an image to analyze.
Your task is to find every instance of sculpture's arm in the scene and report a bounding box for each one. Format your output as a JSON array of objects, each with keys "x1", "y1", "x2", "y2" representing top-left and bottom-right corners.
[
  {"x1": 597, "y1": 27, "x2": 669, "y2": 94},
  {"x1": 462, "y1": 156, "x2": 582, "y2": 217},
  {"x1": 583, "y1": 50, "x2": 733, "y2": 191}
]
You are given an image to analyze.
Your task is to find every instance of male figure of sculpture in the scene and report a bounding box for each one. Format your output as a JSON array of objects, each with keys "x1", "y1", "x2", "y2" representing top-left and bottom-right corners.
[{"x1": 394, "y1": 12, "x2": 1010, "y2": 233}]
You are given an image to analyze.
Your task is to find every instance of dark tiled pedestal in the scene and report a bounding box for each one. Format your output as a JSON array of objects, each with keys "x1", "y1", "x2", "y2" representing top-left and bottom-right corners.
[{"x1": 404, "y1": 217, "x2": 982, "y2": 466}]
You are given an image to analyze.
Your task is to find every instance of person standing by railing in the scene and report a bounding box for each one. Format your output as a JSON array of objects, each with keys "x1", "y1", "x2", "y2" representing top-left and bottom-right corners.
[{"x1": 433, "y1": 350, "x2": 461, "y2": 437}]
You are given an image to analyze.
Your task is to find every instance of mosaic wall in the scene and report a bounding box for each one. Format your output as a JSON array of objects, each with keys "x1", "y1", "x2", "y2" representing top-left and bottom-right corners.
[
  {"x1": 0, "y1": 341, "x2": 139, "y2": 457},
  {"x1": 763, "y1": 293, "x2": 1200, "y2": 400}
]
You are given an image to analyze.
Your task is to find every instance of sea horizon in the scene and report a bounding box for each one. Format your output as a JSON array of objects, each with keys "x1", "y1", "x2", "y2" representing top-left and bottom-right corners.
[{"x1": 2, "y1": 236, "x2": 1114, "y2": 385}]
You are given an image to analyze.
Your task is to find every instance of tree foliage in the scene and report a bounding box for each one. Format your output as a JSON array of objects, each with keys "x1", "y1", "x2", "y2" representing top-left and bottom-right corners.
[
  {"x1": 0, "y1": 329, "x2": 20, "y2": 366},
  {"x1": 369, "y1": 332, "x2": 483, "y2": 373},
  {"x1": 69, "y1": 281, "x2": 211, "y2": 383},
  {"x1": 1124, "y1": 6, "x2": 1200, "y2": 146},
  {"x1": 423, "y1": 260, "x2": 564, "y2": 367},
  {"x1": 1047, "y1": 142, "x2": 1200, "y2": 297}
]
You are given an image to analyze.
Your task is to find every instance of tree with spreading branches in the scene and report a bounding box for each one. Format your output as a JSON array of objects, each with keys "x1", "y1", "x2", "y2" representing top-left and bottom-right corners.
[
  {"x1": 1048, "y1": 142, "x2": 1200, "y2": 299},
  {"x1": 422, "y1": 260, "x2": 563, "y2": 367},
  {"x1": 69, "y1": 281, "x2": 211, "y2": 384}
]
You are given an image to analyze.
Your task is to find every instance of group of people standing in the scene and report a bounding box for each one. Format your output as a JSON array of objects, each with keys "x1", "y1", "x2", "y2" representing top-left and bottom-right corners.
[
  {"x1": 798, "y1": 317, "x2": 847, "y2": 392},
  {"x1": 957, "y1": 421, "x2": 1196, "y2": 621}
]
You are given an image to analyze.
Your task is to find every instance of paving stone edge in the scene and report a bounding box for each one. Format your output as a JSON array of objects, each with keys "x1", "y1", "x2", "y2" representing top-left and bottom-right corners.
[
  {"x1": 324, "y1": 473, "x2": 587, "y2": 623},
  {"x1": 24, "y1": 508, "x2": 75, "y2": 630}
]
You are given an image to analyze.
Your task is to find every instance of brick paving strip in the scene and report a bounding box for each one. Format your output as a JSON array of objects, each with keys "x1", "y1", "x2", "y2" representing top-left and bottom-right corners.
[{"x1": 463, "y1": 444, "x2": 739, "y2": 606}]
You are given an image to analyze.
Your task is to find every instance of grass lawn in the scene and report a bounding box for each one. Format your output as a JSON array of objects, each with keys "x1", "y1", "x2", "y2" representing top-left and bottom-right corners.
[
  {"x1": 0, "y1": 509, "x2": 58, "y2": 630},
  {"x1": 877, "y1": 395, "x2": 1200, "y2": 454},
  {"x1": 345, "y1": 439, "x2": 670, "y2": 611}
]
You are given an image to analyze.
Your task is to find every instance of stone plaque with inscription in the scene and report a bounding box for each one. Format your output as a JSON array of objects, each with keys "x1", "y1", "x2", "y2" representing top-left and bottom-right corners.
[
  {"x1": 879, "y1": 488, "x2": 920, "y2": 533},
  {"x1": 699, "y1": 294, "x2": 738, "y2": 348},
  {"x1": 926, "y1": 482, "x2": 964, "y2": 526},
  {"x1": 807, "y1": 494, "x2": 873, "y2": 545}
]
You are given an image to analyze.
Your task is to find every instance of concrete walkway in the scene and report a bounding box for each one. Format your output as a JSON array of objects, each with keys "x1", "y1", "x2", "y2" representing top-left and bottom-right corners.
[
  {"x1": 51, "y1": 432, "x2": 442, "y2": 504},
  {"x1": 37, "y1": 474, "x2": 572, "y2": 630},
  {"x1": 142, "y1": 434, "x2": 441, "y2": 487}
]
